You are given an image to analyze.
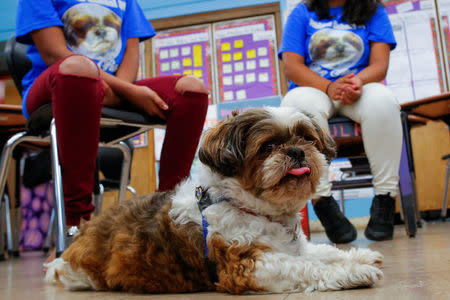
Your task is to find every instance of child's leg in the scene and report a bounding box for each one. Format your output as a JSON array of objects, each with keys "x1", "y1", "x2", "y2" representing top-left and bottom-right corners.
[
  {"x1": 338, "y1": 82, "x2": 402, "y2": 196},
  {"x1": 26, "y1": 55, "x2": 104, "y2": 226},
  {"x1": 135, "y1": 75, "x2": 208, "y2": 191}
]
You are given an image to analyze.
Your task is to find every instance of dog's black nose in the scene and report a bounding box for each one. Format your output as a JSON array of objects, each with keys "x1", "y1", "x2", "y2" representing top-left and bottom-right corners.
[
  {"x1": 336, "y1": 44, "x2": 346, "y2": 53},
  {"x1": 287, "y1": 148, "x2": 305, "y2": 164}
]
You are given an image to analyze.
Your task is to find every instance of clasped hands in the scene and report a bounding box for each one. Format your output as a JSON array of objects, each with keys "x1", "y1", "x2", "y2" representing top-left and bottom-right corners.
[{"x1": 326, "y1": 74, "x2": 363, "y2": 105}]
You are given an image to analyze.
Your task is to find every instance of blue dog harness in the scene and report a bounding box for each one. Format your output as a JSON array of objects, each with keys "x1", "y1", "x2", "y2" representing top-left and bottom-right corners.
[{"x1": 195, "y1": 186, "x2": 229, "y2": 283}]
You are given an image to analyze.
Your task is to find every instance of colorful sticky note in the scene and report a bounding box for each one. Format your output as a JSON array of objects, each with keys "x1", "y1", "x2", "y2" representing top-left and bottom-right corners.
[
  {"x1": 246, "y1": 73, "x2": 256, "y2": 83},
  {"x1": 258, "y1": 47, "x2": 268, "y2": 56},
  {"x1": 247, "y1": 49, "x2": 256, "y2": 59},
  {"x1": 193, "y1": 45, "x2": 203, "y2": 67},
  {"x1": 259, "y1": 72, "x2": 269, "y2": 82},
  {"x1": 233, "y1": 52, "x2": 243, "y2": 61},
  {"x1": 183, "y1": 70, "x2": 192, "y2": 75},
  {"x1": 222, "y1": 53, "x2": 231, "y2": 62},
  {"x1": 194, "y1": 69, "x2": 203, "y2": 78},
  {"x1": 234, "y1": 74, "x2": 244, "y2": 85},
  {"x1": 234, "y1": 62, "x2": 244, "y2": 72},
  {"x1": 222, "y1": 43, "x2": 231, "y2": 51},
  {"x1": 223, "y1": 64, "x2": 232, "y2": 74},
  {"x1": 234, "y1": 40, "x2": 244, "y2": 48},
  {"x1": 224, "y1": 91, "x2": 234, "y2": 101},
  {"x1": 223, "y1": 76, "x2": 233, "y2": 86},
  {"x1": 183, "y1": 58, "x2": 192, "y2": 67},
  {"x1": 171, "y1": 60, "x2": 180, "y2": 70},
  {"x1": 236, "y1": 90, "x2": 247, "y2": 100},
  {"x1": 161, "y1": 62, "x2": 170, "y2": 72},
  {"x1": 259, "y1": 58, "x2": 270, "y2": 68},
  {"x1": 170, "y1": 48, "x2": 179, "y2": 58},
  {"x1": 182, "y1": 46, "x2": 191, "y2": 56},
  {"x1": 246, "y1": 60, "x2": 256, "y2": 70},
  {"x1": 160, "y1": 49, "x2": 169, "y2": 59}
]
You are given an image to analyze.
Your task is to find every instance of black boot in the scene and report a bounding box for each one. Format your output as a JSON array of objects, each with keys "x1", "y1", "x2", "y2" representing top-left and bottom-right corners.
[
  {"x1": 313, "y1": 196, "x2": 357, "y2": 244},
  {"x1": 364, "y1": 194, "x2": 395, "y2": 241}
]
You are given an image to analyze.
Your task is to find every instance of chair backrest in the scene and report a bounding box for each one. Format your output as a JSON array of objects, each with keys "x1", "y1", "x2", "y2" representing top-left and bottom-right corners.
[{"x1": 4, "y1": 36, "x2": 32, "y2": 95}]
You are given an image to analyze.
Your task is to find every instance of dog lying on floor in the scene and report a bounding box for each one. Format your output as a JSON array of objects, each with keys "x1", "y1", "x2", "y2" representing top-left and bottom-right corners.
[{"x1": 45, "y1": 106, "x2": 383, "y2": 294}]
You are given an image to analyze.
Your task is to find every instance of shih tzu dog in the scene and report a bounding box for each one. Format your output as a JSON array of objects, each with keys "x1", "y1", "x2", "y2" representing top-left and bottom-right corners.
[{"x1": 45, "y1": 107, "x2": 383, "y2": 294}]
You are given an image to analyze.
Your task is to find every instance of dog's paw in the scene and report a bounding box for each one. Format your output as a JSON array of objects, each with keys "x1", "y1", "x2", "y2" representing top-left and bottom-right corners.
[
  {"x1": 347, "y1": 264, "x2": 383, "y2": 288},
  {"x1": 348, "y1": 248, "x2": 383, "y2": 268}
]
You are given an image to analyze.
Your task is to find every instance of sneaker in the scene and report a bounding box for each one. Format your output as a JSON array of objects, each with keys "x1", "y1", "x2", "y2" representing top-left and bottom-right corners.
[
  {"x1": 364, "y1": 194, "x2": 395, "y2": 241},
  {"x1": 313, "y1": 196, "x2": 357, "y2": 243}
]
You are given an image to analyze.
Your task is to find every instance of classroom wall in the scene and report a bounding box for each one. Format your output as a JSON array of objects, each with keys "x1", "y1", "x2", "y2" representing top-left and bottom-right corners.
[{"x1": 0, "y1": 0, "x2": 278, "y2": 42}]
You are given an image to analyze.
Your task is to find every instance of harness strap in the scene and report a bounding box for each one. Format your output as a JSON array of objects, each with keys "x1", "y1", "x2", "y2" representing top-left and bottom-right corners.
[{"x1": 196, "y1": 186, "x2": 221, "y2": 283}]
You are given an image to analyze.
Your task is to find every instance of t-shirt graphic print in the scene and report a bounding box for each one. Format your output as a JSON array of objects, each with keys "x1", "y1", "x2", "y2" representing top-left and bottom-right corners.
[
  {"x1": 62, "y1": 3, "x2": 122, "y2": 72},
  {"x1": 308, "y1": 28, "x2": 364, "y2": 78}
]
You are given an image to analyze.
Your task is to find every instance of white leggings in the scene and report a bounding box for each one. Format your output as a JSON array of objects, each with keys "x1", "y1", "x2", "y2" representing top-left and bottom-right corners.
[{"x1": 281, "y1": 83, "x2": 402, "y2": 198}]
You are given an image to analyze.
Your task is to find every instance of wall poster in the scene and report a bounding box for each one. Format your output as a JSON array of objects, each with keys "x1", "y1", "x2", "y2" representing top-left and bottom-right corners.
[
  {"x1": 438, "y1": 0, "x2": 450, "y2": 90},
  {"x1": 213, "y1": 15, "x2": 281, "y2": 103},
  {"x1": 385, "y1": 0, "x2": 446, "y2": 103},
  {"x1": 152, "y1": 24, "x2": 215, "y2": 104}
]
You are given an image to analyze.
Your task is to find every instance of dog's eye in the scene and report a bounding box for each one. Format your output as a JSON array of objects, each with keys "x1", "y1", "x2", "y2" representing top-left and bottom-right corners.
[
  {"x1": 303, "y1": 135, "x2": 316, "y2": 143},
  {"x1": 261, "y1": 143, "x2": 275, "y2": 153}
]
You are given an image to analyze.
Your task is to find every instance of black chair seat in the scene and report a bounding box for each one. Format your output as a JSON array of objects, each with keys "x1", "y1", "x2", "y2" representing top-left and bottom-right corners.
[{"x1": 25, "y1": 103, "x2": 165, "y2": 143}]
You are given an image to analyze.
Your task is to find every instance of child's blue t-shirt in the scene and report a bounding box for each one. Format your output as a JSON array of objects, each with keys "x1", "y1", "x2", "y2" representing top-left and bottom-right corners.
[
  {"x1": 16, "y1": 0, "x2": 156, "y2": 118},
  {"x1": 279, "y1": 3, "x2": 396, "y2": 91}
]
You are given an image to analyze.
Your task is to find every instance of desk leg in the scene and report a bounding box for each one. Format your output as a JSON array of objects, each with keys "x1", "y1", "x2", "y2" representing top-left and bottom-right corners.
[{"x1": 399, "y1": 112, "x2": 418, "y2": 237}]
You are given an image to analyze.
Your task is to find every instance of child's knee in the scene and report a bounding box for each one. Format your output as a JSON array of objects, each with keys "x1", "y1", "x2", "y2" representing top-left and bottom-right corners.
[
  {"x1": 174, "y1": 75, "x2": 208, "y2": 95},
  {"x1": 58, "y1": 55, "x2": 100, "y2": 78}
]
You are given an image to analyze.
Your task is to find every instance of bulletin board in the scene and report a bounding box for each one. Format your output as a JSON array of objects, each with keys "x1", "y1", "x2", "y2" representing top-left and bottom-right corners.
[
  {"x1": 438, "y1": 0, "x2": 450, "y2": 90},
  {"x1": 213, "y1": 15, "x2": 281, "y2": 102},
  {"x1": 151, "y1": 24, "x2": 215, "y2": 104},
  {"x1": 384, "y1": 0, "x2": 447, "y2": 103}
]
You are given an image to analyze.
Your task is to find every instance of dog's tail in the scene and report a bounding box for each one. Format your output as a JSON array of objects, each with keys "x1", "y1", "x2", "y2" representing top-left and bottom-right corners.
[{"x1": 44, "y1": 258, "x2": 96, "y2": 290}]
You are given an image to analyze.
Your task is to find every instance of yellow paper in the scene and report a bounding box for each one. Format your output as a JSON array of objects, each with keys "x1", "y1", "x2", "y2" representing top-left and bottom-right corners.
[
  {"x1": 222, "y1": 53, "x2": 231, "y2": 62},
  {"x1": 183, "y1": 69, "x2": 192, "y2": 75},
  {"x1": 222, "y1": 42, "x2": 231, "y2": 51},
  {"x1": 193, "y1": 45, "x2": 203, "y2": 67},
  {"x1": 234, "y1": 40, "x2": 243, "y2": 48},
  {"x1": 247, "y1": 49, "x2": 256, "y2": 59},
  {"x1": 194, "y1": 69, "x2": 203, "y2": 78},
  {"x1": 182, "y1": 58, "x2": 192, "y2": 67},
  {"x1": 233, "y1": 52, "x2": 242, "y2": 61}
]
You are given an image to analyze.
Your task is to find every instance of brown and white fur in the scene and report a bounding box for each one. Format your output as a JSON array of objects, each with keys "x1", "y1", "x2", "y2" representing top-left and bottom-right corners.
[{"x1": 45, "y1": 107, "x2": 383, "y2": 294}]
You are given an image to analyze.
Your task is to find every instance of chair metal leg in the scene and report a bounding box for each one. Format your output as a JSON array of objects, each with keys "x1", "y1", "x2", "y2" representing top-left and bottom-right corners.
[
  {"x1": 3, "y1": 193, "x2": 14, "y2": 254},
  {"x1": 126, "y1": 185, "x2": 137, "y2": 197},
  {"x1": 112, "y1": 141, "x2": 132, "y2": 202},
  {"x1": 0, "y1": 132, "x2": 28, "y2": 209},
  {"x1": 339, "y1": 189, "x2": 345, "y2": 214},
  {"x1": 50, "y1": 119, "x2": 66, "y2": 257},
  {"x1": 441, "y1": 159, "x2": 450, "y2": 221},
  {"x1": 93, "y1": 183, "x2": 104, "y2": 216},
  {"x1": 43, "y1": 208, "x2": 55, "y2": 252},
  {"x1": 0, "y1": 196, "x2": 5, "y2": 261},
  {"x1": 398, "y1": 120, "x2": 417, "y2": 238}
]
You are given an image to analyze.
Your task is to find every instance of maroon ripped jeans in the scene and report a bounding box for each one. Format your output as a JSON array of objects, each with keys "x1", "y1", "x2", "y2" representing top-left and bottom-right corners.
[{"x1": 26, "y1": 56, "x2": 208, "y2": 226}]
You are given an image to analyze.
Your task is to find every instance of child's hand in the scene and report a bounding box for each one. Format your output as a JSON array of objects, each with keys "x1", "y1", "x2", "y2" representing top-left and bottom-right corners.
[
  {"x1": 336, "y1": 74, "x2": 363, "y2": 105},
  {"x1": 130, "y1": 85, "x2": 168, "y2": 120}
]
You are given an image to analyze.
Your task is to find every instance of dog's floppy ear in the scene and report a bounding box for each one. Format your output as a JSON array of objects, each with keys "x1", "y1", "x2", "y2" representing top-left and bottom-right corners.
[{"x1": 198, "y1": 115, "x2": 246, "y2": 177}]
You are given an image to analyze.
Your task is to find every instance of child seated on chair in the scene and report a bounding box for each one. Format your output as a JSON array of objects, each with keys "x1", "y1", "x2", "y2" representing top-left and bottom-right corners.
[
  {"x1": 15, "y1": 0, "x2": 209, "y2": 244},
  {"x1": 279, "y1": 0, "x2": 402, "y2": 242}
]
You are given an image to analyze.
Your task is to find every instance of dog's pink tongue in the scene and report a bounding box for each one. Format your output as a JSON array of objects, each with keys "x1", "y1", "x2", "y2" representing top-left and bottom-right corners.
[{"x1": 288, "y1": 167, "x2": 310, "y2": 176}]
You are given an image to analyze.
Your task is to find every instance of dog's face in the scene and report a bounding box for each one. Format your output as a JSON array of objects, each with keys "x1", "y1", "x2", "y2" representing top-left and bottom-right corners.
[
  {"x1": 199, "y1": 107, "x2": 335, "y2": 213},
  {"x1": 62, "y1": 4, "x2": 122, "y2": 58},
  {"x1": 309, "y1": 28, "x2": 363, "y2": 72}
]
